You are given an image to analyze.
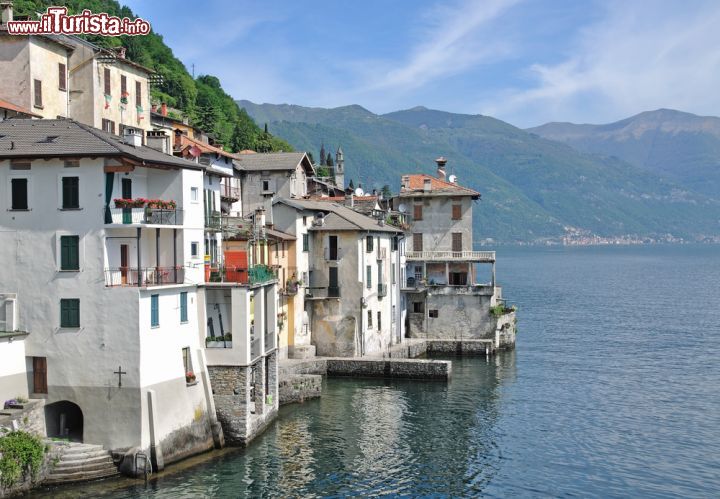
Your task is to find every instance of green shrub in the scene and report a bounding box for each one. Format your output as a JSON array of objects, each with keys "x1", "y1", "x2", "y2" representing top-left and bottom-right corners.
[{"x1": 0, "y1": 431, "x2": 45, "y2": 487}]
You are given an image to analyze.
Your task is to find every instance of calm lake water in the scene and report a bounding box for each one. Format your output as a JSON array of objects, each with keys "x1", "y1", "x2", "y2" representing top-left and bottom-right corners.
[{"x1": 33, "y1": 245, "x2": 720, "y2": 498}]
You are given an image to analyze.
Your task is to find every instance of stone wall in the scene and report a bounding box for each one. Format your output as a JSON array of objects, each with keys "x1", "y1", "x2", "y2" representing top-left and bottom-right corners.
[
  {"x1": 0, "y1": 399, "x2": 45, "y2": 436},
  {"x1": 207, "y1": 365, "x2": 249, "y2": 446},
  {"x1": 326, "y1": 358, "x2": 451, "y2": 380},
  {"x1": 278, "y1": 375, "x2": 322, "y2": 406},
  {"x1": 426, "y1": 339, "x2": 495, "y2": 356},
  {"x1": 495, "y1": 312, "x2": 517, "y2": 349}
]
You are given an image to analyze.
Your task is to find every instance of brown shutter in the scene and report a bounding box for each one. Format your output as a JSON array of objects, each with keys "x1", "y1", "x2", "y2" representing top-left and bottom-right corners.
[
  {"x1": 33, "y1": 357, "x2": 47, "y2": 394},
  {"x1": 58, "y1": 63, "x2": 66, "y2": 91},
  {"x1": 104, "y1": 67, "x2": 111, "y2": 95},
  {"x1": 33, "y1": 79, "x2": 42, "y2": 107},
  {"x1": 452, "y1": 233, "x2": 462, "y2": 252},
  {"x1": 413, "y1": 233, "x2": 423, "y2": 252},
  {"x1": 121, "y1": 74, "x2": 127, "y2": 95},
  {"x1": 136, "y1": 81, "x2": 142, "y2": 107},
  {"x1": 452, "y1": 204, "x2": 461, "y2": 220},
  {"x1": 413, "y1": 204, "x2": 422, "y2": 220}
]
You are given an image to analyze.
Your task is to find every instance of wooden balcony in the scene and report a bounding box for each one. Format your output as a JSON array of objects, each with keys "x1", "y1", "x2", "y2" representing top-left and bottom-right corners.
[{"x1": 405, "y1": 250, "x2": 495, "y2": 262}]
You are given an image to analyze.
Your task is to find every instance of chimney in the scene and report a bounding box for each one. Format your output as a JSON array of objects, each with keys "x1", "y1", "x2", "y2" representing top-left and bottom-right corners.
[
  {"x1": 1, "y1": 2, "x2": 13, "y2": 24},
  {"x1": 122, "y1": 127, "x2": 143, "y2": 147},
  {"x1": 435, "y1": 156, "x2": 447, "y2": 180},
  {"x1": 146, "y1": 130, "x2": 169, "y2": 154},
  {"x1": 115, "y1": 47, "x2": 126, "y2": 59},
  {"x1": 423, "y1": 178, "x2": 432, "y2": 192},
  {"x1": 160, "y1": 102, "x2": 167, "y2": 116}
]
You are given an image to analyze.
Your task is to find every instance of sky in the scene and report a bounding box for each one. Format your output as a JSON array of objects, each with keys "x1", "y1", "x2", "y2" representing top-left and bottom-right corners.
[{"x1": 123, "y1": 0, "x2": 720, "y2": 128}]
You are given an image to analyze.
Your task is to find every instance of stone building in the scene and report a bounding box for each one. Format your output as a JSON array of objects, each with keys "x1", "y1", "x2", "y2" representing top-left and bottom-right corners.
[
  {"x1": 394, "y1": 158, "x2": 503, "y2": 340},
  {"x1": 274, "y1": 199, "x2": 404, "y2": 356},
  {"x1": 0, "y1": 119, "x2": 217, "y2": 469}
]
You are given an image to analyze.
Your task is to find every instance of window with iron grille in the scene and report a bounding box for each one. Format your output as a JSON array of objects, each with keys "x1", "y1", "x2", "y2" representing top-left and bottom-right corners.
[{"x1": 413, "y1": 233, "x2": 423, "y2": 252}]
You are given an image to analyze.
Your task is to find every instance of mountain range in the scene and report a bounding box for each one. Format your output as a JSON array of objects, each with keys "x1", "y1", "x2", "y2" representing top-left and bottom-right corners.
[{"x1": 238, "y1": 101, "x2": 720, "y2": 244}]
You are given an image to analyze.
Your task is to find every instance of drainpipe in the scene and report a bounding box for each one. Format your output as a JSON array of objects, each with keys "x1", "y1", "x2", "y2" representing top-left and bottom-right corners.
[
  {"x1": 173, "y1": 228, "x2": 178, "y2": 283},
  {"x1": 137, "y1": 228, "x2": 142, "y2": 287},
  {"x1": 155, "y1": 228, "x2": 160, "y2": 283}
]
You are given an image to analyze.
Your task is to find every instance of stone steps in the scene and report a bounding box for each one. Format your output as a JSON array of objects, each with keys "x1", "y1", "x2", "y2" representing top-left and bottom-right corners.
[{"x1": 44, "y1": 441, "x2": 119, "y2": 485}]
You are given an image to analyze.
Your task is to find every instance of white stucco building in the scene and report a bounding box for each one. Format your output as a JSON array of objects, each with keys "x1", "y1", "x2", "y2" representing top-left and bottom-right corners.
[{"x1": 0, "y1": 119, "x2": 219, "y2": 468}]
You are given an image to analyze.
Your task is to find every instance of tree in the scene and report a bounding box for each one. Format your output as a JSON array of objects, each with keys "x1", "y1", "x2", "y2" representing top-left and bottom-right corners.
[
  {"x1": 326, "y1": 153, "x2": 334, "y2": 167},
  {"x1": 348, "y1": 179, "x2": 355, "y2": 190},
  {"x1": 307, "y1": 151, "x2": 315, "y2": 165},
  {"x1": 381, "y1": 184, "x2": 392, "y2": 199},
  {"x1": 320, "y1": 143, "x2": 326, "y2": 166}
]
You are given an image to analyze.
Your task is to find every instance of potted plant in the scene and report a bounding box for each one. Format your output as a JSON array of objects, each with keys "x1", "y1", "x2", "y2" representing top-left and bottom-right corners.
[{"x1": 185, "y1": 371, "x2": 196, "y2": 384}]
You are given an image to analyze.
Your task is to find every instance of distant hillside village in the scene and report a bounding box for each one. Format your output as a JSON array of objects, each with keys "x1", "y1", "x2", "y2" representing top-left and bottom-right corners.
[{"x1": 0, "y1": 4, "x2": 515, "y2": 492}]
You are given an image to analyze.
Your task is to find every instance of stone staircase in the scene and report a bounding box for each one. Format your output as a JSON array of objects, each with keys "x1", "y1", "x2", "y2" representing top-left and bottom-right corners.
[{"x1": 44, "y1": 442, "x2": 119, "y2": 485}]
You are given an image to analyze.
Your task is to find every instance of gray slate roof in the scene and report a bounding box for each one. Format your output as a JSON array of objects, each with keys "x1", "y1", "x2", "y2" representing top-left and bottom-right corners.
[
  {"x1": 275, "y1": 198, "x2": 402, "y2": 233},
  {"x1": 0, "y1": 119, "x2": 203, "y2": 170},
  {"x1": 234, "y1": 152, "x2": 313, "y2": 173}
]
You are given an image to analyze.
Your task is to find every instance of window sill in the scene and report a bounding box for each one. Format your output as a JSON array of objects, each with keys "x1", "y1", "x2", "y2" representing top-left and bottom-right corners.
[
  {"x1": 59, "y1": 207, "x2": 83, "y2": 211},
  {"x1": 151, "y1": 325, "x2": 160, "y2": 329},
  {"x1": 186, "y1": 381, "x2": 198, "y2": 387},
  {"x1": 34, "y1": 105, "x2": 44, "y2": 110},
  {"x1": 57, "y1": 327, "x2": 81, "y2": 332},
  {"x1": 58, "y1": 269, "x2": 80, "y2": 273},
  {"x1": 8, "y1": 209, "x2": 31, "y2": 212},
  {"x1": 180, "y1": 321, "x2": 188, "y2": 325},
  {"x1": 59, "y1": 87, "x2": 67, "y2": 92}
]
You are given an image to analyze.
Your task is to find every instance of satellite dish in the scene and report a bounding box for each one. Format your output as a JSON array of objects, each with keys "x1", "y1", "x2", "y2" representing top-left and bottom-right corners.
[
  {"x1": 448, "y1": 174, "x2": 457, "y2": 184},
  {"x1": 354, "y1": 187, "x2": 364, "y2": 196},
  {"x1": 398, "y1": 203, "x2": 407, "y2": 213}
]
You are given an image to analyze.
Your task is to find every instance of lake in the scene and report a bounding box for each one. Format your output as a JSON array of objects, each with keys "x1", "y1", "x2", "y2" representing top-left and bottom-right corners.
[{"x1": 33, "y1": 245, "x2": 720, "y2": 498}]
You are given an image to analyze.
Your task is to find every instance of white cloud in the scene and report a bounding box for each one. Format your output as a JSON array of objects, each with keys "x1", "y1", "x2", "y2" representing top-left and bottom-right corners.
[{"x1": 482, "y1": 0, "x2": 720, "y2": 126}]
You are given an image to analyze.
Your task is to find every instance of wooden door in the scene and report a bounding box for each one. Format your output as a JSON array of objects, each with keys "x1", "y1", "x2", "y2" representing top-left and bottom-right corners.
[
  {"x1": 120, "y1": 244, "x2": 129, "y2": 284},
  {"x1": 33, "y1": 357, "x2": 47, "y2": 394}
]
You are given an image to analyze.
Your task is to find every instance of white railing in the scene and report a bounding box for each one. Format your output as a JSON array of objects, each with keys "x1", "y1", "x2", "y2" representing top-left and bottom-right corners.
[{"x1": 405, "y1": 250, "x2": 495, "y2": 262}]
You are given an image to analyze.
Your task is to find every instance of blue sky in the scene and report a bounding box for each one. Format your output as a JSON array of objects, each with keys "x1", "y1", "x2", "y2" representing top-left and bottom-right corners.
[{"x1": 123, "y1": 0, "x2": 720, "y2": 127}]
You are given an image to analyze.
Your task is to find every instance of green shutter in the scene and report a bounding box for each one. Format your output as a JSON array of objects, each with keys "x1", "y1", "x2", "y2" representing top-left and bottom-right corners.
[
  {"x1": 60, "y1": 235, "x2": 79, "y2": 270},
  {"x1": 60, "y1": 299, "x2": 80, "y2": 328},
  {"x1": 62, "y1": 177, "x2": 79, "y2": 209},
  {"x1": 151, "y1": 295, "x2": 159, "y2": 327},
  {"x1": 180, "y1": 292, "x2": 188, "y2": 323}
]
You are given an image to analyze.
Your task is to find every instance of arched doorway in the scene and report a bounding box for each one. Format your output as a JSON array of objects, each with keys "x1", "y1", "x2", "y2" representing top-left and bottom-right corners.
[{"x1": 45, "y1": 401, "x2": 83, "y2": 442}]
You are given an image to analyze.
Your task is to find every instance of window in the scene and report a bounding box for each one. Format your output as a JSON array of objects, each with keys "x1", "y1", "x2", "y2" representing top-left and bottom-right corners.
[
  {"x1": 429, "y1": 309, "x2": 439, "y2": 318},
  {"x1": 262, "y1": 179, "x2": 271, "y2": 192},
  {"x1": 62, "y1": 177, "x2": 79, "y2": 209},
  {"x1": 121, "y1": 178, "x2": 132, "y2": 199},
  {"x1": 191, "y1": 242, "x2": 199, "y2": 258},
  {"x1": 391, "y1": 236, "x2": 398, "y2": 252},
  {"x1": 302, "y1": 233, "x2": 309, "y2": 252},
  {"x1": 64, "y1": 159, "x2": 79, "y2": 168},
  {"x1": 104, "y1": 67, "x2": 111, "y2": 95},
  {"x1": 60, "y1": 235, "x2": 79, "y2": 271},
  {"x1": 452, "y1": 233, "x2": 463, "y2": 252},
  {"x1": 413, "y1": 301, "x2": 425, "y2": 313},
  {"x1": 60, "y1": 298, "x2": 80, "y2": 328},
  {"x1": 33, "y1": 79, "x2": 42, "y2": 108},
  {"x1": 102, "y1": 119, "x2": 115, "y2": 135},
  {"x1": 367, "y1": 310, "x2": 373, "y2": 329},
  {"x1": 392, "y1": 263, "x2": 396, "y2": 284},
  {"x1": 182, "y1": 346, "x2": 193, "y2": 376},
  {"x1": 452, "y1": 204, "x2": 462, "y2": 220},
  {"x1": 135, "y1": 81, "x2": 142, "y2": 107},
  {"x1": 366, "y1": 265, "x2": 372, "y2": 288},
  {"x1": 58, "y1": 63, "x2": 66, "y2": 91},
  {"x1": 180, "y1": 292, "x2": 188, "y2": 323},
  {"x1": 377, "y1": 311, "x2": 382, "y2": 331},
  {"x1": 414, "y1": 204, "x2": 423, "y2": 221},
  {"x1": 191, "y1": 187, "x2": 199, "y2": 202},
  {"x1": 120, "y1": 75, "x2": 127, "y2": 96},
  {"x1": 151, "y1": 294, "x2": 159, "y2": 327},
  {"x1": 10, "y1": 178, "x2": 28, "y2": 210},
  {"x1": 303, "y1": 216, "x2": 307, "y2": 226},
  {"x1": 413, "y1": 233, "x2": 423, "y2": 252},
  {"x1": 366, "y1": 235, "x2": 374, "y2": 252}
]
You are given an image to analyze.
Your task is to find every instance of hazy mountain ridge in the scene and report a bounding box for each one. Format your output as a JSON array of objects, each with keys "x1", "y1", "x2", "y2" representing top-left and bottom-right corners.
[
  {"x1": 240, "y1": 101, "x2": 720, "y2": 244},
  {"x1": 528, "y1": 109, "x2": 720, "y2": 197}
]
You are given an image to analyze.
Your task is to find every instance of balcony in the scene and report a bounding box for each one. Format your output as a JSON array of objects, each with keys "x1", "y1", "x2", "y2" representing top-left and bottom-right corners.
[
  {"x1": 250, "y1": 332, "x2": 262, "y2": 361},
  {"x1": 405, "y1": 250, "x2": 495, "y2": 263},
  {"x1": 265, "y1": 328, "x2": 276, "y2": 353},
  {"x1": 377, "y1": 283, "x2": 388, "y2": 297},
  {"x1": 106, "y1": 207, "x2": 183, "y2": 226},
  {"x1": 305, "y1": 286, "x2": 341, "y2": 299},
  {"x1": 105, "y1": 266, "x2": 185, "y2": 287},
  {"x1": 221, "y1": 183, "x2": 241, "y2": 201},
  {"x1": 248, "y1": 265, "x2": 277, "y2": 285}
]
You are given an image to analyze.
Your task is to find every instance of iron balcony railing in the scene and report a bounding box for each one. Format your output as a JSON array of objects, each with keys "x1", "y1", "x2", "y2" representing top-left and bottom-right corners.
[
  {"x1": 305, "y1": 286, "x2": 341, "y2": 299},
  {"x1": 106, "y1": 207, "x2": 183, "y2": 225},
  {"x1": 405, "y1": 250, "x2": 496, "y2": 262},
  {"x1": 377, "y1": 283, "x2": 388, "y2": 297},
  {"x1": 248, "y1": 264, "x2": 276, "y2": 285},
  {"x1": 105, "y1": 266, "x2": 185, "y2": 287}
]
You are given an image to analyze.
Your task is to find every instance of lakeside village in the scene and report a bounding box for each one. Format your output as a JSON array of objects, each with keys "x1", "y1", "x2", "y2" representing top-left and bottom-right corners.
[{"x1": 0, "y1": 6, "x2": 516, "y2": 495}]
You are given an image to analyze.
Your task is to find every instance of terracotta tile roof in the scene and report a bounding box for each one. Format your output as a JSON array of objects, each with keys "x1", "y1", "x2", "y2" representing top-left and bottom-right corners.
[
  {"x1": 400, "y1": 173, "x2": 480, "y2": 198},
  {"x1": 175, "y1": 133, "x2": 241, "y2": 160},
  {"x1": 0, "y1": 98, "x2": 41, "y2": 118}
]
